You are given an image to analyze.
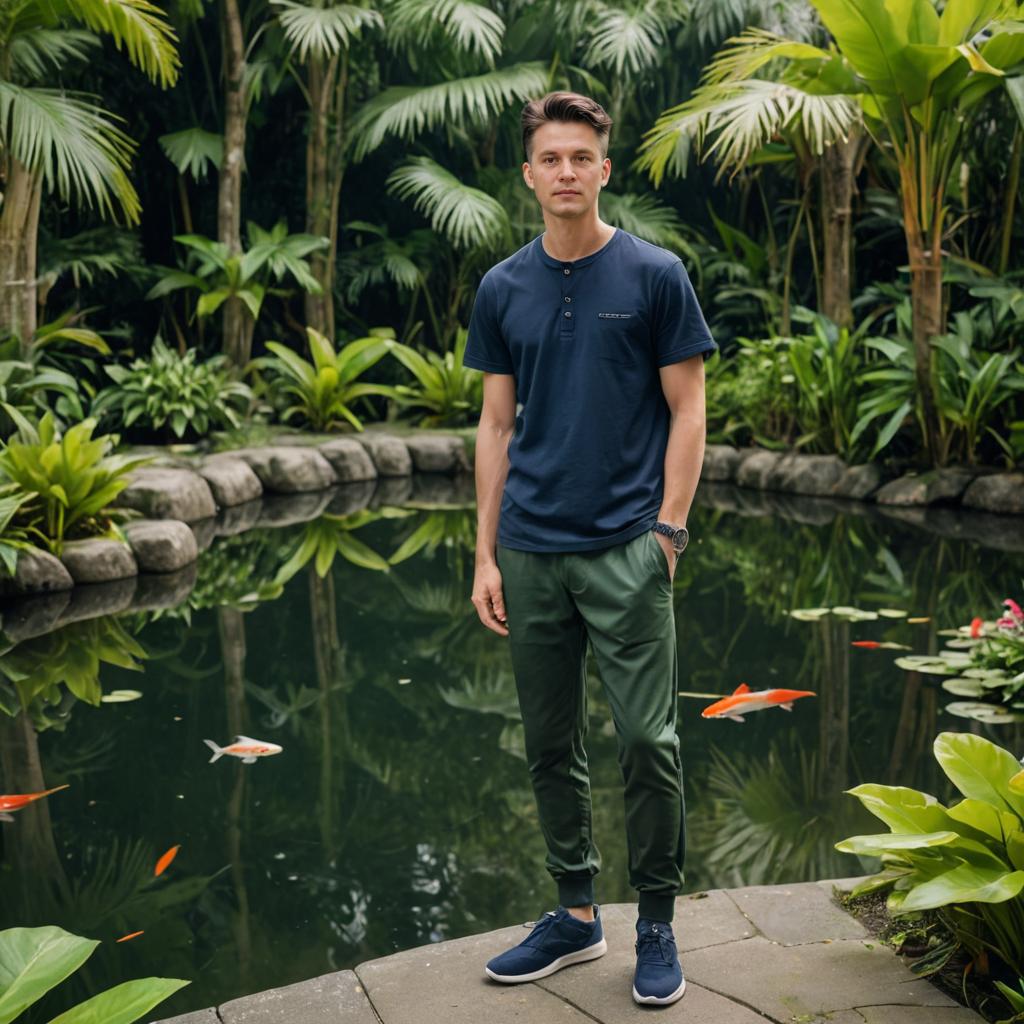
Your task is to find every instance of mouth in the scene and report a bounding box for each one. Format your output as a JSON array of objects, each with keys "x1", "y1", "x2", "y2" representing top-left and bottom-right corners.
[{"x1": 554, "y1": 190, "x2": 580, "y2": 196}]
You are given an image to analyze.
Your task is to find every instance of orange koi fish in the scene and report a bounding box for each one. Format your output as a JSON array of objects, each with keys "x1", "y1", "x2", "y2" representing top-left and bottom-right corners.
[
  {"x1": 701, "y1": 683, "x2": 816, "y2": 723},
  {"x1": 851, "y1": 640, "x2": 881, "y2": 648},
  {"x1": 0, "y1": 784, "x2": 69, "y2": 822},
  {"x1": 116, "y1": 931, "x2": 144, "y2": 943},
  {"x1": 204, "y1": 736, "x2": 283, "y2": 764},
  {"x1": 154, "y1": 844, "x2": 180, "y2": 877},
  {"x1": 970, "y1": 617, "x2": 983, "y2": 638}
]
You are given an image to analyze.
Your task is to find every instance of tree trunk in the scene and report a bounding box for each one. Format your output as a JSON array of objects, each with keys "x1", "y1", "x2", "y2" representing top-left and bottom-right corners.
[
  {"x1": 0, "y1": 158, "x2": 40, "y2": 352},
  {"x1": 820, "y1": 129, "x2": 860, "y2": 329},
  {"x1": 219, "y1": 0, "x2": 248, "y2": 367}
]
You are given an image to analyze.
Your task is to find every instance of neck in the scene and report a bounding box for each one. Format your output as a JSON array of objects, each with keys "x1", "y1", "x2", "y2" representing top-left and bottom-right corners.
[{"x1": 540, "y1": 212, "x2": 615, "y2": 262}]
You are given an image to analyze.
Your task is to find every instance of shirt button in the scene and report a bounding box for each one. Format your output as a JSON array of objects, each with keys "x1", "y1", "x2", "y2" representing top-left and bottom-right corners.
[
  {"x1": 563, "y1": 268, "x2": 571, "y2": 275},
  {"x1": 564, "y1": 310, "x2": 572, "y2": 318},
  {"x1": 563, "y1": 296, "x2": 571, "y2": 303}
]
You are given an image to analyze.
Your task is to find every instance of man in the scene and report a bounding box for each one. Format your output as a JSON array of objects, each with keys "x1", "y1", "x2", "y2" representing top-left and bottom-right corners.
[{"x1": 465, "y1": 91, "x2": 716, "y2": 1007}]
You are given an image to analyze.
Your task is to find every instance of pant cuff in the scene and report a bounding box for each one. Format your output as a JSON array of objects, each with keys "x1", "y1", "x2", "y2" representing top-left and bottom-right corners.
[
  {"x1": 557, "y1": 873, "x2": 595, "y2": 908},
  {"x1": 638, "y1": 892, "x2": 676, "y2": 923}
]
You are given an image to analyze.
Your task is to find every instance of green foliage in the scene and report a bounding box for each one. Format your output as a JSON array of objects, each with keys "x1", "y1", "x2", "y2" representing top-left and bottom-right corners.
[
  {"x1": 146, "y1": 222, "x2": 328, "y2": 323},
  {"x1": 275, "y1": 510, "x2": 392, "y2": 584},
  {"x1": 836, "y1": 732, "x2": 1024, "y2": 977},
  {"x1": 0, "y1": 924, "x2": 187, "y2": 1024},
  {"x1": 0, "y1": 414, "x2": 149, "y2": 554},
  {"x1": 0, "y1": 615, "x2": 147, "y2": 721},
  {"x1": 256, "y1": 326, "x2": 394, "y2": 431},
  {"x1": 383, "y1": 328, "x2": 482, "y2": 427},
  {"x1": 92, "y1": 337, "x2": 252, "y2": 440}
]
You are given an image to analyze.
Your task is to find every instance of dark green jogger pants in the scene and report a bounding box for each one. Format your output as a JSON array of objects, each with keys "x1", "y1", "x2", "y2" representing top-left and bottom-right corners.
[{"x1": 496, "y1": 528, "x2": 685, "y2": 924}]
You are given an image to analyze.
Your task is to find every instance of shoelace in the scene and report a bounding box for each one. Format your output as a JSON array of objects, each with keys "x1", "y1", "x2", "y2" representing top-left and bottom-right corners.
[{"x1": 635, "y1": 926, "x2": 675, "y2": 966}]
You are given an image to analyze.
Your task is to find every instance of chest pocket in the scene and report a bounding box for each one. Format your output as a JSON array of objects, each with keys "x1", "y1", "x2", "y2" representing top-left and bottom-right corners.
[{"x1": 594, "y1": 311, "x2": 647, "y2": 366}]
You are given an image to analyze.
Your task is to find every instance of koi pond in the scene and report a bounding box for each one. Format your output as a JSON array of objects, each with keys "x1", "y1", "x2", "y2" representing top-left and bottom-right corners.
[{"x1": 2, "y1": 480, "x2": 1023, "y2": 1020}]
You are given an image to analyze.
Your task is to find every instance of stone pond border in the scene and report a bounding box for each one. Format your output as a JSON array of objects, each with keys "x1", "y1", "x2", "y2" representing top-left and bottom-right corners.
[
  {"x1": 154, "y1": 877, "x2": 985, "y2": 1024},
  {"x1": 0, "y1": 433, "x2": 1020, "y2": 607}
]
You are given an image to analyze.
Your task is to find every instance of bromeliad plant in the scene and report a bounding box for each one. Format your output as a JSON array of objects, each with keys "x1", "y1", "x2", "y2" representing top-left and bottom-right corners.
[
  {"x1": 836, "y1": 731, "x2": 1024, "y2": 978},
  {"x1": 383, "y1": 327, "x2": 482, "y2": 427},
  {"x1": 255, "y1": 326, "x2": 394, "y2": 431},
  {"x1": 0, "y1": 924, "x2": 187, "y2": 1024},
  {"x1": 92, "y1": 337, "x2": 252, "y2": 441},
  {"x1": 0, "y1": 414, "x2": 150, "y2": 555}
]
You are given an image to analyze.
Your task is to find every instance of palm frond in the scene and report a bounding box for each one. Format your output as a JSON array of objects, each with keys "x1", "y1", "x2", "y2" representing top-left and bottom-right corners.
[
  {"x1": 686, "y1": 0, "x2": 756, "y2": 48},
  {"x1": 10, "y1": 29, "x2": 98, "y2": 80},
  {"x1": 0, "y1": 83, "x2": 140, "y2": 222},
  {"x1": 158, "y1": 126, "x2": 223, "y2": 180},
  {"x1": 384, "y1": 0, "x2": 506, "y2": 63},
  {"x1": 582, "y1": 0, "x2": 684, "y2": 77},
  {"x1": 65, "y1": 0, "x2": 180, "y2": 86},
  {"x1": 349, "y1": 61, "x2": 550, "y2": 161},
  {"x1": 702, "y1": 27, "x2": 831, "y2": 86},
  {"x1": 39, "y1": 226, "x2": 143, "y2": 287},
  {"x1": 272, "y1": 0, "x2": 383, "y2": 62},
  {"x1": 637, "y1": 79, "x2": 859, "y2": 184},
  {"x1": 387, "y1": 157, "x2": 510, "y2": 250},
  {"x1": 339, "y1": 224, "x2": 429, "y2": 304},
  {"x1": 600, "y1": 191, "x2": 692, "y2": 256}
]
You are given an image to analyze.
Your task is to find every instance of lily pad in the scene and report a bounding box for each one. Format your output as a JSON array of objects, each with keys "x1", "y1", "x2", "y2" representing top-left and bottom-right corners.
[
  {"x1": 944, "y1": 638, "x2": 982, "y2": 649},
  {"x1": 877, "y1": 609, "x2": 909, "y2": 618},
  {"x1": 788, "y1": 608, "x2": 831, "y2": 621},
  {"x1": 831, "y1": 606, "x2": 879, "y2": 621},
  {"x1": 894, "y1": 656, "x2": 960, "y2": 675},
  {"x1": 962, "y1": 668, "x2": 1008, "y2": 681},
  {"x1": 941, "y1": 678, "x2": 986, "y2": 697},
  {"x1": 100, "y1": 689, "x2": 143, "y2": 703},
  {"x1": 944, "y1": 701, "x2": 1024, "y2": 724}
]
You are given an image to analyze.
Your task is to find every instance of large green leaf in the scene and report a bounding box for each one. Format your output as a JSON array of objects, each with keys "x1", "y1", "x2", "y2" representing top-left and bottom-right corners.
[
  {"x1": 0, "y1": 926, "x2": 97, "y2": 1024},
  {"x1": 808, "y1": 0, "x2": 907, "y2": 88},
  {"x1": 835, "y1": 830, "x2": 958, "y2": 855},
  {"x1": 934, "y1": 732, "x2": 1024, "y2": 818},
  {"x1": 938, "y1": 0, "x2": 1005, "y2": 45},
  {"x1": 47, "y1": 977, "x2": 189, "y2": 1024},
  {"x1": 847, "y1": 783, "x2": 993, "y2": 843},
  {"x1": 900, "y1": 862, "x2": 1024, "y2": 911}
]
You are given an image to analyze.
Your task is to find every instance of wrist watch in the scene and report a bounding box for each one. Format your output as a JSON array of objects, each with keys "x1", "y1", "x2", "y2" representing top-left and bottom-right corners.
[{"x1": 652, "y1": 521, "x2": 689, "y2": 555}]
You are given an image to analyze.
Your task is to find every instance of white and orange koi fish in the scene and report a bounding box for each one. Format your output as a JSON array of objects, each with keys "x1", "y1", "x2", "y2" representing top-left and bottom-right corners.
[
  {"x1": 701, "y1": 683, "x2": 815, "y2": 723},
  {"x1": 204, "y1": 736, "x2": 283, "y2": 764}
]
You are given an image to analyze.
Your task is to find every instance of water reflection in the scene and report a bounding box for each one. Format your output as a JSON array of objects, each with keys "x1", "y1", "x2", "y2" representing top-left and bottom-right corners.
[{"x1": 1, "y1": 481, "x2": 1022, "y2": 1018}]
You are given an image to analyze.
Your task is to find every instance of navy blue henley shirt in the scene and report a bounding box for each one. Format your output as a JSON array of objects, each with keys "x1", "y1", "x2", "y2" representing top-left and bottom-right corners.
[{"x1": 464, "y1": 227, "x2": 717, "y2": 553}]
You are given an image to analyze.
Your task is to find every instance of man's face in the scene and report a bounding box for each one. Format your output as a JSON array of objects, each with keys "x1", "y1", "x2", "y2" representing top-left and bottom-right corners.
[{"x1": 523, "y1": 121, "x2": 610, "y2": 221}]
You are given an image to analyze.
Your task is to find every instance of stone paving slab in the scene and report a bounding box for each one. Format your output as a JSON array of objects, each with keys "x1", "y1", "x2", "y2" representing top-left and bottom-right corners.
[
  {"x1": 684, "y1": 936, "x2": 961, "y2": 1021},
  {"x1": 152, "y1": 1010, "x2": 219, "y2": 1024},
  {"x1": 726, "y1": 881, "x2": 869, "y2": 945},
  {"x1": 218, "y1": 970, "x2": 378, "y2": 1024},
  {"x1": 355, "y1": 925, "x2": 593, "y2": 1024}
]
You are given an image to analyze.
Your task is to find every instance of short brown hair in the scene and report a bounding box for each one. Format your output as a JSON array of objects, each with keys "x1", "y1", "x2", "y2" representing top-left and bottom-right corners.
[{"x1": 521, "y1": 92, "x2": 612, "y2": 163}]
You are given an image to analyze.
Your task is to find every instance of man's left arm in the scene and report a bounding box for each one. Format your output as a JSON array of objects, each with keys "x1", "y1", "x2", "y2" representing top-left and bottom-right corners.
[{"x1": 655, "y1": 355, "x2": 707, "y2": 576}]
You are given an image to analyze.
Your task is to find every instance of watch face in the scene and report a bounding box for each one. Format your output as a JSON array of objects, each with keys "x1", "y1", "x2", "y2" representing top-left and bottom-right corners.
[{"x1": 672, "y1": 528, "x2": 689, "y2": 554}]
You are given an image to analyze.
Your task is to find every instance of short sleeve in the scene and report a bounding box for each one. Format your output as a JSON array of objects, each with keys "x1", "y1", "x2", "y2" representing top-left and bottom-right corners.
[
  {"x1": 464, "y1": 274, "x2": 514, "y2": 374},
  {"x1": 652, "y1": 260, "x2": 718, "y2": 366}
]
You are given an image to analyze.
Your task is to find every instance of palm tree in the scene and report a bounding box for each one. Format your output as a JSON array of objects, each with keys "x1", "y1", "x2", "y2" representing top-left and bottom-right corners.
[
  {"x1": 272, "y1": 0, "x2": 383, "y2": 341},
  {"x1": 642, "y1": 1, "x2": 1024, "y2": 464},
  {"x1": 637, "y1": 20, "x2": 863, "y2": 332},
  {"x1": 0, "y1": 0, "x2": 180, "y2": 351}
]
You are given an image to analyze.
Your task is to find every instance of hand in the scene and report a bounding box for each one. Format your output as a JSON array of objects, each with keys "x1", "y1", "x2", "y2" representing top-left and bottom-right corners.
[
  {"x1": 472, "y1": 561, "x2": 509, "y2": 636},
  {"x1": 653, "y1": 531, "x2": 677, "y2": 581}
]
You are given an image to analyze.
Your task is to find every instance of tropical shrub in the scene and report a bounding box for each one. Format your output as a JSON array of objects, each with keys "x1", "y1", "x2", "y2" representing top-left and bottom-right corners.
[
  {"x1": 92, "y1": 337, "x2": 252, "y2": 441},
  {"x1": 383, "y1": 328, "x2": 482, "y2": 427},
  {"x1": 0, "y1": 414, "x2": 149, "y2": 555},
  {"x1": 146, "y1": 222, "x2": 328, "y2": 325},
  {"x1": 275, "y1": 510, "x2": 391, "y2": 585},
  {"x1": 255, "y1": 326, "x2": 394, "y2": 431},
  {"x1": 0, "y1": 483, "x2": 34, "y2": 575},
  {"x1": 0, "y1": 924, "x2": 187, "y2": 1024},
  {"x1": 835, "y1": 732, "x2": 1024, "y2": 978}
]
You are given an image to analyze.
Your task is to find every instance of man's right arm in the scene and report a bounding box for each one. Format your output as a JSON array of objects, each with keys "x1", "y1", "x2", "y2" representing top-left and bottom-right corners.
[{"x1": 471, "y1": 372, "x2": 516, "y2": 636}]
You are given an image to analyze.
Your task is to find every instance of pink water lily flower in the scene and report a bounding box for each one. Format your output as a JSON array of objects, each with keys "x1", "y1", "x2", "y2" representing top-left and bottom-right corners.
[{"x1": 1003, "y1": 598, "x2": 1024, "y2": 622}]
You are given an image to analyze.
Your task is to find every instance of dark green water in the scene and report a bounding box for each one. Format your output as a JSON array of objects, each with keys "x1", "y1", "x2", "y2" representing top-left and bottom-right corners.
[{"x1": 2, "y1": 482, "x2": 1022, "y2": 1019}]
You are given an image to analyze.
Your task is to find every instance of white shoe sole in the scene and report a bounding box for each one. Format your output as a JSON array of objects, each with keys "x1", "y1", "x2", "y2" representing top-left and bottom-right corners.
[
  {"x1": 632, "y1": 976, "x2": 686, "y2": 1005},
  {"x1": 485, "y1": 938, "x2": 608, "y2": 984}
]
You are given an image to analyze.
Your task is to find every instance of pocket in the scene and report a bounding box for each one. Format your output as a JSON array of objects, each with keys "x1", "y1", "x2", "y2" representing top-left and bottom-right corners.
[
  {"x1": 595, "y1": 314, "x2": 644, "y2": 365},
  {"x1": 646, "y1": 529, "x2": 672, "y2": 584}
]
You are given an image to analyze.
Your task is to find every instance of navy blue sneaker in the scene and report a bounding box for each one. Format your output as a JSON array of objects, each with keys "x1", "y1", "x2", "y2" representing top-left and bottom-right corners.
[
  {"x1": 633, "y1": 918, "x2": 685, "y2": 1005},
  {"x1": 485, "y1": 905, "x2": 607, "y2": 983}
]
